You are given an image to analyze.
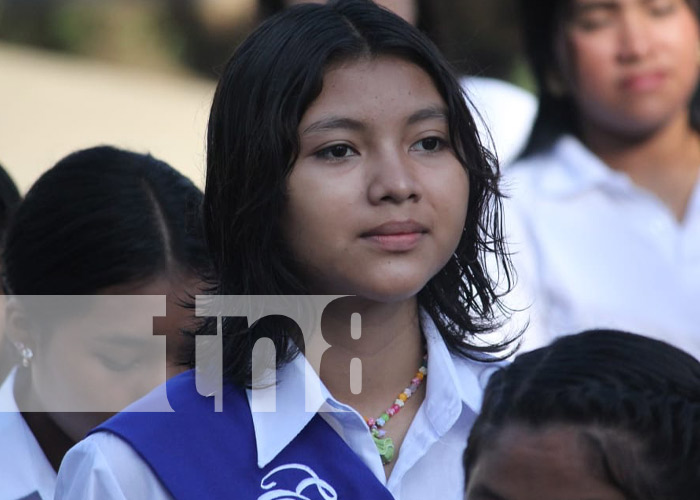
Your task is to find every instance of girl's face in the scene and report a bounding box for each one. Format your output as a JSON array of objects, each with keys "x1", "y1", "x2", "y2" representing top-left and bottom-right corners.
[
  {"x1": 557, "y1": 0, "x2": 700, "y2": 138},
  {"x1": 283, "y1": 56, "x2": 469, "y2": 302},
  {"x1": 466, "y1": 425, "x2": 626, "y2": 500},
  {"x1": 24, "y1": 275, "x2": 197, "y2": 441}
]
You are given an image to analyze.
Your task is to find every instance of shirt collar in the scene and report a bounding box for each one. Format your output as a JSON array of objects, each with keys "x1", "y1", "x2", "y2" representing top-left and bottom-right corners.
[
  {"x1": 247, "y1": 312, "x2": 490, "y2": 468},
  {"x1": 0, "y1": 367, "x2": 19, "y2": 412},
  {"x1": 538, "y1": 135, "x2": 635, "y2": 198},
  {"x1": 421, "y1": 312, "x2": 488, "y2": 436},
  {"x1": 247, "y1": 351, "x2": 328, "y2": 469}
]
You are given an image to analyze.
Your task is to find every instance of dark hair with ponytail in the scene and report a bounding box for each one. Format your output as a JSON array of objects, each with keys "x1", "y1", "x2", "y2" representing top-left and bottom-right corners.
[{"x1": 464, "y1": 330, "x2": 700, "y2": 499}]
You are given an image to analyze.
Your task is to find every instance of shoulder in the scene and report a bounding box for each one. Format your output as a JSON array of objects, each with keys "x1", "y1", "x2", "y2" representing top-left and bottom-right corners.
[
  {"x1": 504, "y1": 149, "x2": 560, "y2": 198},
  {"x1": 461, "y1": 76, "x2": 537, "y2": 115},
  {"x1": 461, "y1": 76, "x2": 538, "y2": 165},
  {"x1": 55, "y1": 432, "x2": 172, "y2": 499}
]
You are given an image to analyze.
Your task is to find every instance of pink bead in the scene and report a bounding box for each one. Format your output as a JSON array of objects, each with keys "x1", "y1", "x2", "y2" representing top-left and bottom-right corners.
[
  {"x1": 391, "y1": 404, "x2": 400, "y2": 414},
  {"x1": 367, "y1": 418, "x2": 375, "y2": 427},
  {"x1": 387, "y1": 408, "x2": 396, "y2": 416},
  {"x1": 411, "y1": 377, "x2": 420, "y2": 385}
]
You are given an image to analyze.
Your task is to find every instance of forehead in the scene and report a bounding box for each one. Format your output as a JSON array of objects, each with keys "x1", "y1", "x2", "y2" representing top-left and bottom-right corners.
[
  {"x1": 468, "y1": 425, "x2": 626, "y2": 500},
  {"x1": 300, "y1": 56, "x2": 445, "y2": 125}
]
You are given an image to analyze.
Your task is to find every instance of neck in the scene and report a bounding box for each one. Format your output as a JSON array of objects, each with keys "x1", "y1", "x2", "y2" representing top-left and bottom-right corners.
[
  {"x1": 580, "y1": 114, "x2": 700, "y2": 221},
  {"x1": 13, "y1": 368, "x2": 76, "y2": 472},
  {"x1": 313, "y1": 297, "x2": 424, "y2": 417}
]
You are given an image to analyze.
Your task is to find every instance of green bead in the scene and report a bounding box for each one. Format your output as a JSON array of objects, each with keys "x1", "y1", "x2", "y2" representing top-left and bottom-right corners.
[{"x1": 380, "y1": 413, "x2": 389, "y2": 422}]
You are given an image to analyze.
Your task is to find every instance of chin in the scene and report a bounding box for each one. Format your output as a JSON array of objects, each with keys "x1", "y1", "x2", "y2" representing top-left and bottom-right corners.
[{"x1": 352, "y1": 278, "x2": 428, "y2": 304}]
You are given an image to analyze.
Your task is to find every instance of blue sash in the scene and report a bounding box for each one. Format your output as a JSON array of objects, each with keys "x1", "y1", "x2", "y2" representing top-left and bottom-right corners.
[{"x1": 95, "y1": 370, "x2": 395, "y2": 500}]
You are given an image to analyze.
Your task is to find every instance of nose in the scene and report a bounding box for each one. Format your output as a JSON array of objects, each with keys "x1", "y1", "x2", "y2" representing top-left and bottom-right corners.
[
  {"x1": 617, "y1": 12, "x2": 653, "y2": 63},
  {"x1": 366, "y1": 149, "x2": 422, "y2": 205}
]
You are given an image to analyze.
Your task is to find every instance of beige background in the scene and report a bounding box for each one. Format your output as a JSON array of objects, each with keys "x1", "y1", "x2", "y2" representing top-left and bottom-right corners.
[{"x1": 0, "y1": 42, "x2": 215, "y2": 193}]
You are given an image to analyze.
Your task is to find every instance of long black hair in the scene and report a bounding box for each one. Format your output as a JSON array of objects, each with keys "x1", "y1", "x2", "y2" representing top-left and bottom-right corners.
[
  {"x1": 201, "y1": 0, "x2": 514, "y2": 388},
  {"x1": 518, "y1": 0, "x2": 700, "y2": 157},
  {"x1": 464, "y1": 330, "x2": 700, "y2": 499},
  {"x1": 2, "y1": 146, "x2": 207, "y2": 296}
]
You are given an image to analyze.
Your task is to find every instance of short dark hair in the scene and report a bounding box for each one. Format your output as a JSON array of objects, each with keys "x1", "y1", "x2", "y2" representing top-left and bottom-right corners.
[
  {"x1": 200, "y1": 0, "x2": 514, "y2": 387},
  {"x1": 464, "y1": 330, "x2": 700, "y2": 499},
  {"x1": 518, "y1": 0, "x2": 700, "y2": 157},
  {"x1": 2, "y1": 146, "x2": 207, "y2": 296}
]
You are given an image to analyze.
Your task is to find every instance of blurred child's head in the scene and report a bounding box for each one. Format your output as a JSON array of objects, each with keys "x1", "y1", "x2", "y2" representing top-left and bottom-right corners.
[{"x1": 464, "y1": 330, "x2": 700, "y2": 500}]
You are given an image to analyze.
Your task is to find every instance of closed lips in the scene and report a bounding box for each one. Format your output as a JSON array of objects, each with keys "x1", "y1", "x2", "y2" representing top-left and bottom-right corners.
[{"x1": 361, "y1": 221, "x2": 428, "y2": 237}]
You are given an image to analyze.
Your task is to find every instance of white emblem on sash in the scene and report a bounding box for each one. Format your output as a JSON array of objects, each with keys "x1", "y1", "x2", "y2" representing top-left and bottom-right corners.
[{"x1": 258, "y1": 463, "x2": 338, "y2": 500}]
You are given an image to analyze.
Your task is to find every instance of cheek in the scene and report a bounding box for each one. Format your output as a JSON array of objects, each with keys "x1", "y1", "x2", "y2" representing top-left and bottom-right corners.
[
  {"x1": 31, "y1": 338, "x2": 93, "y2": 409},
  {"x1": 668, "y1": 20, "x2": 700, "y2": 82},
  {"x1": 566, "y1": 37, "x2": 616, "y2": 98},
  {"x1": 437, "y1": 168, "x2": 470, "y2": 233},
  {"x1": 33, "y1": 339, "x2": 164, "y2": 412},
  {"x1": 423, "y1": 166, "x2": 470, "y2": 268},
  {"x1": 284, "y1": 171, "x2": 354, "y2": 258}
]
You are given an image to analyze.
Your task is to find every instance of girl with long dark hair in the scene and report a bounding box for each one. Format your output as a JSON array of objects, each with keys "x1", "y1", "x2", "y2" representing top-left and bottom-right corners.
[{"x1": 57, "y1": 2, "x2": 514, "y2": 498}]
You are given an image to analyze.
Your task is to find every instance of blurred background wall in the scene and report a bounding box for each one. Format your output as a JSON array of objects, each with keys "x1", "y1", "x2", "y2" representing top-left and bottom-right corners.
[{"x1": 0, "y1": 0, "x2": 527, "y2": 192}]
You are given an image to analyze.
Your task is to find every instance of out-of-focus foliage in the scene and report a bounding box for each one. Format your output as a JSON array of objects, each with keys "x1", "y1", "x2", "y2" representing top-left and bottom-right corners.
[
  {"x1": 0, "y1": 0, "x2": 191, "y2": 72},
  {"x1": 0, "y1": 0, "x2": 529, "y2": 84}
]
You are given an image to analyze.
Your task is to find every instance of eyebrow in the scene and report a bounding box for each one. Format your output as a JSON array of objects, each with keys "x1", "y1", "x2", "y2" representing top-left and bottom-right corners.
[
  {"x1": 302, "y1": 117, "x2": 365, "y2": 135},
  {"x1": 302, "y1": 106, "x2": 448, "y2": 136},
  {"x1": 406, "y1": 106, "x2": 449, "y2": 125}
]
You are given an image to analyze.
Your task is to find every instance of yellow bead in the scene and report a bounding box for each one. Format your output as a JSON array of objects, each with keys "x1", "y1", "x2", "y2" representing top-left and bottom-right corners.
[
  {"x1": 416, "y1": 372, "x2": 424, "y2": 380},
  {"x1": 399, "y1": 393, "x2": 408, "y2": 402}
]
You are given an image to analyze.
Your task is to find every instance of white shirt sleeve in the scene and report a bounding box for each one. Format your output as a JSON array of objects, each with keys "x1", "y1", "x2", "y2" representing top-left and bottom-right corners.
[{"x1": 55, "y1": 432, "x2": 172, "y2": 500}]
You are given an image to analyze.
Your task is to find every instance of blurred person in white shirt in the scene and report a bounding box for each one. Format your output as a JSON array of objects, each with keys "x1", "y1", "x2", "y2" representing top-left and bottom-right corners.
[{"x1": 503, "y1": 0, "x2": 700, "y2": 356}]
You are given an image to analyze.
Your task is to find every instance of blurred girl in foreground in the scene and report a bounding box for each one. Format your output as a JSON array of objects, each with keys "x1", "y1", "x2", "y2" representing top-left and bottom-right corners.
[{"x1": 465, "y1": 330, "x2": 700, "y2": 499}]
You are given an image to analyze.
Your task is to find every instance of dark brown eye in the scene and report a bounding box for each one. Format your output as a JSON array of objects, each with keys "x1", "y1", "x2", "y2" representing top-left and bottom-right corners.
[
  {"x1": 412, "y1": 136, "x2": 446, "y2": 152},
  {"x1": 420, "y1": 138, "x2": 440, "y2": 151}
]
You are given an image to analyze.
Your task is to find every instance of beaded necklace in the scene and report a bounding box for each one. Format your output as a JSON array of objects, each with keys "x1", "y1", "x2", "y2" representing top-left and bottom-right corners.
[{"x1": 363, "y1": 354, "x2": 428, "y2": 465}]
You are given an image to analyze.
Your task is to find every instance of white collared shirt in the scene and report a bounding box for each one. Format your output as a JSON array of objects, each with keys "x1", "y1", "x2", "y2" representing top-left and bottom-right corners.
[
  {"x1": 56, "y1": 314, "x2": 496, "y2": 500},
  {"x1": 0, "y1": 368, "x2": 57, "y2": 500},
  {"x1": 503, "y1": 135, "x2": 700, "y2": 357}
]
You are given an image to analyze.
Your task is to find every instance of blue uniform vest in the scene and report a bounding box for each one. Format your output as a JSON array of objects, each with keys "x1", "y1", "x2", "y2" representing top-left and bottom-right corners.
[{"x1": 95, "y1": 370, "x2": 395, "y2": 500}]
